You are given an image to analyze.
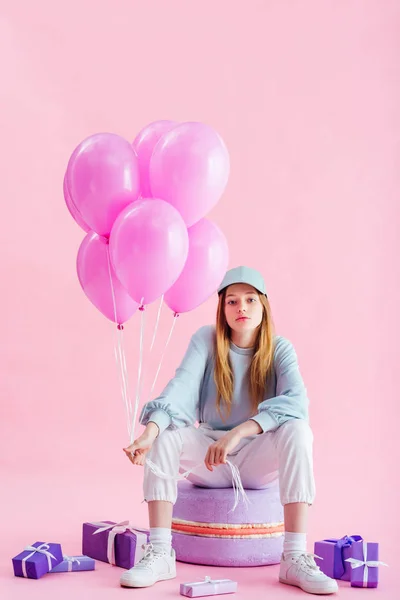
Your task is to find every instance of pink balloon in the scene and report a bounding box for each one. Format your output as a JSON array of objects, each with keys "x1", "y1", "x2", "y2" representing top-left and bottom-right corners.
[
  {"x1": 77, "y1": 231, "x2": 139, "y2": 325},
  {"x1": 132, "y1": 120, "x2": 177, "y2": 197},
  {"x1": 67, "y1": 133, "x2": 140, "y2": 238},
  {"x1": 149, "y1": 122, "x2": 230, "y2": 227},
  {"x1": 164, "y1": 218, "x2": 229, "y2": 314},
  {"x1": 110, "y1": 198, "x2": 189, "y2": 305},
  {"x1": 63, "y1": 174, "x2": 90, "y2": 232}
]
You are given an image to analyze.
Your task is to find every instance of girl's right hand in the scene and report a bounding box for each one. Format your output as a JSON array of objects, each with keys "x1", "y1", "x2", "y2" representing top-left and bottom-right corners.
[{"x1": 123, "y1": 423, "x2": 159, "y2": 467}]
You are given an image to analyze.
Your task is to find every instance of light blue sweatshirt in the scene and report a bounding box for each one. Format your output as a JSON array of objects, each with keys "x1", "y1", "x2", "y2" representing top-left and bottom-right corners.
[{"x1": 139, "y1": 325, "x2": 309, "y2": 435}]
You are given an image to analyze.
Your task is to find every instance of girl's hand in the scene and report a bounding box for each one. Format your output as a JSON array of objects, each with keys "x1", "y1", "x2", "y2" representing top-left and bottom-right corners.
[
  {"x1": 204, "y1": 431, "x2": 241, "y2": 471},
  {"x1": 123, "y1": 423, "x2": 159, "y2": 466}
]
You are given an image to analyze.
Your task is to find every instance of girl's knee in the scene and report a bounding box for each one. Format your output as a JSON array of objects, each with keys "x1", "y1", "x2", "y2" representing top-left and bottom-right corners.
[
  {"x1": 152, "y1": 427, "x2": 181, "y2": 450},
  {"x1": 280, "y1": 419, "x2": 313, "y2": 445},
  {"x1": 147, "y1": 428, "x2": 183, "y2": 465}
]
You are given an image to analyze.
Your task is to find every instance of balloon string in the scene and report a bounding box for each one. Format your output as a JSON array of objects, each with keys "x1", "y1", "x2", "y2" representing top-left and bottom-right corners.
[
  {"x1": 149, "y1": 295, "x2": 164, "y2": 353},
  {"x1": 130, "y1": 301, "x2": 146, "y2": 444},
  {"x1": 107, "y1": 248, "x2": 132, "y2": 438},
  {"x1": 114, "y1": 332, "x2": 132, "y2": 437},
  {"x1": 113, "y1": 345, "x2": 130, "y2": 437},
  {"x1": 147, "y1": 313, "x2": 179, "y2": 403},
  {"x1": 119, "y1": 327, "x2": 133, "y2": 423},
  {"x1": 144, "y1": 457, "x2": 249, "y2": 512}
]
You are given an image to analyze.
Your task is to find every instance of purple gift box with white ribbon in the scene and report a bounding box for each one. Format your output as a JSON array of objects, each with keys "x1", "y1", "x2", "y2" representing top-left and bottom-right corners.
[
  {"x1": 50, "y1": 554, "x2": 95, "y2": 573},
  {"x1": 180, "y1": 575, "x2": 238, "y2": 597},
  {"x1": 82, "y1": 520, "x2": 149, "y2": 569},
  {"x1": 12, "y1": 541, "x2": 63, "y2": 579},
  {"x1": 314, "y1": 534, "x2": 363, "y2": 580},
  {"x1": 345, "y1": 540, "x2": 388, "y2": 588}
]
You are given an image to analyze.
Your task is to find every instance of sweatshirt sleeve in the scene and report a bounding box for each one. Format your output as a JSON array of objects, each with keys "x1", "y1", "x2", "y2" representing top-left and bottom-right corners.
[
  {"x1": 139, "y1": 326, "x2": 212, "y2": 435},
  {"x1": 250, "y1": 337, "x2": 309, "y2": 434}
]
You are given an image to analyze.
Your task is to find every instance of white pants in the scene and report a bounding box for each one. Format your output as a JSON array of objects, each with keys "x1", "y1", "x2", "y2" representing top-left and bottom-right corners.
[{"x1": 143, "y1": 419, "x2": 316, "y2": 506}]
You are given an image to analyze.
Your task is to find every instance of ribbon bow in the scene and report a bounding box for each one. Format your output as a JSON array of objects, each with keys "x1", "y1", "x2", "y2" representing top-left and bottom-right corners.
[
  {"x1": 63, "y1": 555, "x2": 81, "y2": 572},
  {"x1": 186, "y1": 575, "x2": 232, "y2": 587},
  {"x1": 322, "y1": 534, "x2": 362, "y2": 579},
  {"x1": 22, "y1": 543, "x2": 57, "y2": 578},
  {"x1": 92, "y1": 520, "x2": 132, "y2": 536},
  {"x1": 345, "y1": 542, "x2": 388, "y2": 587},
  {"x1": 337, "y1": 535, "x2": 362, "y2": 549},
  {"x1": 90, "y1": 521, "x2": 148, "y2": 565}
]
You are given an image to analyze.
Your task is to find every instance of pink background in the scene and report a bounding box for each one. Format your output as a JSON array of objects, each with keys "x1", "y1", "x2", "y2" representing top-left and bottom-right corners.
[{"x1": 1, "y1": 1, "x2": 398, "y2": 598}]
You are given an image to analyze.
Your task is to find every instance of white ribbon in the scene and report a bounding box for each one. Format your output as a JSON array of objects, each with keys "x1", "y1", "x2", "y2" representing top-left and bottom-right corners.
[
  {"x1": 131, "y1": 302, "x2": 146, "y2": 445},
  {"x1": 91, "y1": 521, "x2": 148, "y2": 565},
  {"x1": 107, "y1": 249, "x2": 133, "y2": 441},
  {"x1": 345, "y1": 542, "x2": 388, "y2": 587},
  {"x1": 186, "y1": 575, "x2": 233, "y2": 586},
  {"x1": 145, "y1": 457, "x2": 249, "y2": 512},
  {"x1": 146, "y1": 313, "x2": 178, "y2": 405},
  {"x1": 21, "y1": 543, "x2": 56, "y2": 578},
  {"x1": 62, "y1": 555, "x2": 81, "y2": 572},
  {"x1": 149, "y1": 295, "x2": 164, "y2": 353}
]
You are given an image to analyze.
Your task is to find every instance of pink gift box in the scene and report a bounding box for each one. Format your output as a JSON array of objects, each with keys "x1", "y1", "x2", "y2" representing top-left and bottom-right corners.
[{"x1": 180, "y1": 576, "x2": 237, "y2": 597}]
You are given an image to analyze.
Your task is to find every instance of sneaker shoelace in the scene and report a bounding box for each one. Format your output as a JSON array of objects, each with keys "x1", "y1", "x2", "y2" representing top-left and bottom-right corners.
[
  {"x1": 138, "y1": 543, "x2": 165, "y2": 567},
  {"x1": 295, "y1": 553, "x2": 323, "y2": 575}
]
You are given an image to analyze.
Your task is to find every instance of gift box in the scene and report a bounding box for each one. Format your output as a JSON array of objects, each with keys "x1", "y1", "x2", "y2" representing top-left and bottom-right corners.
[
  {"x1": 314, "y1": 535, "x2": 362, "y2": 581},
  {"x1": 345, "y1": 541, "x2": 388, "y2": 588},
  {"x1": 12, "y1": 541, "x2": 63, "y2": 579},
  {"x1": 180, "y1": 576, "x2": 238, "y2": 597},
  {"x1": 82, "y1": 521, "x2": 149, "y2": 569},
  {"x1": 50, "y1": 554, "x2": 95, "y2": 573}
]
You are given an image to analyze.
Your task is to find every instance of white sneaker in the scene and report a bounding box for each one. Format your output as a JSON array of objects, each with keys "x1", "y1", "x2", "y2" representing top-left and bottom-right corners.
[
  {"x1": 120, "y1": 543, "x2": 176, "y2": 588},
  {"x1": 279, "y1": 552, "x2": 339, "y2": 595}
]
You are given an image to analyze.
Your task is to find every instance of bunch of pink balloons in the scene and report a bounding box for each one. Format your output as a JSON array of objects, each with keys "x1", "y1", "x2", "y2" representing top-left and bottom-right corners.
[{"x1": 64, "y1": 121, "x2": 230, "y2": 325}]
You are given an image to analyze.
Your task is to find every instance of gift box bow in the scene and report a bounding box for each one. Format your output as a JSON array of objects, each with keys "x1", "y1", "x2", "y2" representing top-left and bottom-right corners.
[
  {"x1": 21, "y1": 543, "x2": 57, "y2": 578},
  {"x1": 90, "y1": 521, "x2": 148, "y2": 565},
  {"x1": 321, "y1": 534, "x2": 362, "y2": 579},
  {"x1": 336, "y1": 535, "x2": 363, "y2": 549},
  {"x1": 62, "y1": 555, "x2": 81, "y2": 572},
  {"x1": 186, "y1": 576, "x2": 234, "y2": 587},
  {"x1": 345, "y1": 541, "x2": 388, "y2": 587}
]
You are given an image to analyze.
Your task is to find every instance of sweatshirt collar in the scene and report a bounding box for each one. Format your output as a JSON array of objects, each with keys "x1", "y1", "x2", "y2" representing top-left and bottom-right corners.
[{"x1": 229, "y1": 341, "x2": 254, "y2": 356}]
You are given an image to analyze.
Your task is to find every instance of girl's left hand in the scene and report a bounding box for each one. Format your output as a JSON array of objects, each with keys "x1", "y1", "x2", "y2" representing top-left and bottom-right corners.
[{"x1": 204, "y1": 431, "x2": 241, "y2": 471}]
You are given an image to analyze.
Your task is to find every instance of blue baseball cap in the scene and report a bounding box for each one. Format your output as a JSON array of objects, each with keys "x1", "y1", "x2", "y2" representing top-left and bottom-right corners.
[{"x1": 217, "y1": 266, "x2": 267, "y2": 296}]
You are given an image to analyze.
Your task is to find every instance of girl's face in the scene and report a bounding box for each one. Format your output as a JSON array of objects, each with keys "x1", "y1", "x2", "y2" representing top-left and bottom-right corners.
[{"x1": 224, "y1": 283, "x2": 264, "y2": 335}]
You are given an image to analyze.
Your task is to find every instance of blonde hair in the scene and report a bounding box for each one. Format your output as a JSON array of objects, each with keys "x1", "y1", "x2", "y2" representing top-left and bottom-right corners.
[{"x1": 214, "y1": 288, "x2": 275, "y2": 420}]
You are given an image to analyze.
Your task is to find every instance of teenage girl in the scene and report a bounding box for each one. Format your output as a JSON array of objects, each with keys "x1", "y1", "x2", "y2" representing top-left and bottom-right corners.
[{"x1": 121, "y1": 266, "x2": 338, "y2": 595}]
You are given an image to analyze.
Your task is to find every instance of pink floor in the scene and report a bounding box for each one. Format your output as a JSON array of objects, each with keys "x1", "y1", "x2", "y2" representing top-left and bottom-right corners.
[{"x1": 2, "y1": 468, "x2": 396, "y2": 600}]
